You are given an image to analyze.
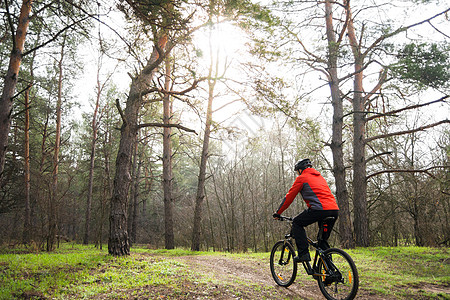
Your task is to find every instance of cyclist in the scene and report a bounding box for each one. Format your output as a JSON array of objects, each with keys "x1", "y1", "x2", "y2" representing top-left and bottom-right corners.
[{"x1": 273, "y1": 159, "x2": 339, "y2": 262}]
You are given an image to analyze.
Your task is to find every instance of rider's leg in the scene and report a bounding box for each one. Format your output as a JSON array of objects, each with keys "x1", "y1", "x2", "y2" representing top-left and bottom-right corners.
[
  {"x1": 292, "y1": 209, "x2": 321, "y2": 261},
  {"x1": 317, "y1": 210, "x2": 339, "y2": 250}
]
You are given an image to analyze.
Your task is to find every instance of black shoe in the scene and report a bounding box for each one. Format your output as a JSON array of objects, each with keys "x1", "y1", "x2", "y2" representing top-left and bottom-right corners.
[
  {"x1": 324, "y1": 275, "x2": 337, "y2": 286},
  {"x1": 293, "y1": 252, "x2": 311, "y2": 262}
]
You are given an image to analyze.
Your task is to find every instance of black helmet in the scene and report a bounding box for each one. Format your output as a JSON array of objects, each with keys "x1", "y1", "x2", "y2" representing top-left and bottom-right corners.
[{"x1": 294, "y1": 159, "x2": 312, "y2": 171}]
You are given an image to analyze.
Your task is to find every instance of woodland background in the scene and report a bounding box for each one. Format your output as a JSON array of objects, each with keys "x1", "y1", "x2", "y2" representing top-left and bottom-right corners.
[{"x1": 0, "y1": 0, "x2": 449, "y2": 255}]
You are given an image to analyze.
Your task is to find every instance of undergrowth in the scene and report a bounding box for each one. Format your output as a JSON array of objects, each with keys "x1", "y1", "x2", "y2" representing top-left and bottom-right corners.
[{"x1": 0, "y1": 243, "x2": 448, "y2": 299}]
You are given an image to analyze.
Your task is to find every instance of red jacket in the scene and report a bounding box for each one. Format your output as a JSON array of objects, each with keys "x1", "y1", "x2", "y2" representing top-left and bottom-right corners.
[{"x1": 276, "y1": 168, "x2": 339, "y2": 214}]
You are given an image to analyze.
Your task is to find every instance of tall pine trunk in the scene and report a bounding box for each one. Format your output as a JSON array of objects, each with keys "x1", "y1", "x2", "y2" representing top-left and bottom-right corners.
[
  {"x1": 109, "y1": 36, "x2": 168, "y2": 256},
  {"x1": 98, "y1": 125, "x2": 113, "y2": 249},
  {"x1": 325, "y1": 0, "x2": 355, "y2": 248},
  {"x1": 23, "y1": 86, "x2": 31, "y2": 244},
  {"x1": 128, "y1": 141, "x2": 140, "y2": 245},
  {"x1": 346, "y1": 3, "x2": 369, "y2": 247},
  {"x1": 47, "y1": 34, "x2": 66, "y2": 251},
  {"x1": 163, "y1": 57, "x2": 174, "y2": 250},
  {"x1": 0, "y1": 0, "x2": 32, "y2": 182},
  {"x1": 130, "y1": 158, "x2": 140, "y2": 243},
  {"x1": 23, "y1": 47, "x2": 36, "y2": 245},
  {"x1": 191, "y1": 68, "x2": 216, "y2": 251},
  {"x1": 83, "y1": 63, "x2": 101, "y2": 245}
]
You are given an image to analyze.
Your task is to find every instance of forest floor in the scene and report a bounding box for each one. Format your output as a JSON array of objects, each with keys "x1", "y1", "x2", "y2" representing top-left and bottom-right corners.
[
  {"x1": 132, "y1": 252, "x2": 448, "y2": 300},
  {"x1": 1, "y1": 244, "x2": 449, "y2": 299}
]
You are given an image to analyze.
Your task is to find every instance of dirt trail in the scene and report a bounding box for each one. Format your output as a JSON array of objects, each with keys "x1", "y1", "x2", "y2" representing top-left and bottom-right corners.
[
  {"x1": 174, "y1": 254, "x2": 320, "y2": 299},
  {"x1": 171, "y1": 254, "x2": 394, "y2": 300}
]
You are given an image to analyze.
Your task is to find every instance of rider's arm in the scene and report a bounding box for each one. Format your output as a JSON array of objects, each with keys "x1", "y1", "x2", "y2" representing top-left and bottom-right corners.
[{"x1": 275, "y1": 176, "x2": 303, "y2": 215}]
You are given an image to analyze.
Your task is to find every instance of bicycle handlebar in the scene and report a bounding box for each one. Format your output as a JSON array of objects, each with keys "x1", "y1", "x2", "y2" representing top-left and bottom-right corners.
[{"x1": 275, "y1": 215, "x2": 293, "y2": 222}]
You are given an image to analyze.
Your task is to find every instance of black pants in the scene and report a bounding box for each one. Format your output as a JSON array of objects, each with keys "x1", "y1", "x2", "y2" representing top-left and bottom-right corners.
[{"x1": 292, "y1": 209, "x2": 339, "y2": 256}]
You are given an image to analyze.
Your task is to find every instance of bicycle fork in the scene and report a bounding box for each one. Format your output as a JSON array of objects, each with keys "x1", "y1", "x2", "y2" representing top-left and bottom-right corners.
[
  {"x1": 279, "y1": 240, "x2": 293, "y2": 265},
  {"x1": 301, "y1": 250, "x2": 332, "y2": 278}
]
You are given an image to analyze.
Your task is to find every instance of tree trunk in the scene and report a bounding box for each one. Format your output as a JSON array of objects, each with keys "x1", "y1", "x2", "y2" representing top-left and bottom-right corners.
[
  {"x1": 109, "y1": 36, "x2": 167, "y2": 256},
  {"x1": 37, "y1": 102, "x2": 50, "y2": 248},
  {"x1": 128, "y1": 142, "x2": 140, "y2": 245},
  {"x1": 98, "y1": 126, "x2": 113, "y2": 250},
  {"x1": 109, "y1": 90, "x2": 139, "y2": 256},
  {"x1": 191, "y1": 58, "x2": 216, "y2": 251},
  {"x1": 23, "y1": 46, "x2": 37, "y2": 245},
  {"x1": 346, "y1": 3, "x2": 369, "y2": 247},
  {"x1": 48, "y1": 34, "x2": 66, "y2": 251},
  {"x1": 325, "y1": 0, "x2": 355, "y2": 248},
  {"x1": 163, "y1": 57, "x2": 174, "y2": 250},
  {"x1": 131, "y1": 158, "x2": 140, "y2": 243},
  {"x1": 352, "y1": 80, "x2": 369, "y2": 247},
  {"x1": 83, "y1": 65, "x2": 101, "y2": 245},
  {"x1": 23, "y1": 86, "x2": 31, "y2": 244},
  {"x1": 0, "y1": 0, "x2": 32, "y2": 182},
  {"x1": 205, "y1": 193, "x2": 215, "y2": 251}
]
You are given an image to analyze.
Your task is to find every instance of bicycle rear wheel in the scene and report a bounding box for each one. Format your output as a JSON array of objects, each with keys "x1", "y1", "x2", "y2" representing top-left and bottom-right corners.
[
  {"x1": 317, "y1": 248, "x2": 359, "y2": 300},
  {"x1": 270, "y1": 240, "x2": 297, "y2": 287}
]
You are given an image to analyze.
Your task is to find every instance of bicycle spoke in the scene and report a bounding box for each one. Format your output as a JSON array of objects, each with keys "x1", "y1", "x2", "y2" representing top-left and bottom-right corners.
[
  {"x1": 317, "y1": 248, "x2": 359, "y2": 300},
  {"x1": 270, "y1": 241, "x2": 297, "y2": 287}
]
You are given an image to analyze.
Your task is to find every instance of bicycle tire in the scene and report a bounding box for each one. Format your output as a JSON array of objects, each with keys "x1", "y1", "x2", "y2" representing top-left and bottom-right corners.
[
  {"x1": 317, "y1": 248, "x2": 359, "y2": 300},
  {"x1": 270, "y1": 240, "x2": 297, "y2": 287}
]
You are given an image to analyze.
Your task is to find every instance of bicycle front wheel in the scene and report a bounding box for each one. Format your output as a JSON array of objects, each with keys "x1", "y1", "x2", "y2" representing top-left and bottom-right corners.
[
  {"x1": 270, "y1": 240, "x2": 297, "y2": 287},
  {"x1": 317, "y1": 248, "x2": 359, "y2": 300}
]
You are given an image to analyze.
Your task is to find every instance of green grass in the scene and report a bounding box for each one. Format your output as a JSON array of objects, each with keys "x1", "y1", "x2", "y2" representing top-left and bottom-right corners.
[
  {"x1": 346, "y1": 246, "x2": 450, "y2": 299},
  {"x1": 146, "y1": 247, "x2": 213, "y2": 257},
  {"x1": 0, "y1": 243, "x2": 448, "y2": 299},
  {"x1": 0, "y1": 244, "x2": 189, "y2": 299},
  {"x1": 0, "y1": 244, "x2": 109, "y2": 299}
]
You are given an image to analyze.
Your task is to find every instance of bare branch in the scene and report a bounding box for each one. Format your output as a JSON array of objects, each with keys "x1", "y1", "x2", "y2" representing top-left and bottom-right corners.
[
  {"x1": 23, "y1": 16, "x2": 90, "y2": 56},
  {"x1": 367, "y1": 165, "x2": 449, "y2": 180},
  {"x1": 366, "y1": 96, "x2": 449, "y2": 121},
  {"x1": 337, "y1": 0, "x2": 350, "y2": 44},
  {"x1": 283, "y1": 24, "x2": 327, "y2": 64},
  {"x1": 366, "y1": 151, "x2": 392, "y2": 164},
  {"x1": 366, "y1": 119, "x2": 450, "y2": 143},
  {"x1": 213, "y1": 99, "x2": 242, "y2": 113},
  {"x1": 137, "y1": 122, "x2": 196, "y2": 134},
  {"x1": 362, "y1": 8, "x2": 450, "y2": 58},
  {"x1": 428, "y1": 20, "x2": 450, "y2": 39},
  {"x1": 364, "y1": 68, "x2": 388, "y2": 103},
  {"x1": 4, "y1": 0, "x2": 15, "y2": 48},
  {"x1": 115, "y1": 99, "x2": 127, "y2": 126},
  {"x1": 11, "y1": 83, "x2": 33, "y2": 101},
  {"x1": 141, "y1": 77, "x2": 206, "y2": 97},
  {"x1": 338, "y1": 59, "x2": 372, "y2": 83}
]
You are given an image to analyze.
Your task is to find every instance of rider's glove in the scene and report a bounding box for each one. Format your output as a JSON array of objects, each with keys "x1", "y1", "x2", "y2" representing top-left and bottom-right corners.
[{"x1": 273, "y1": 213, "x2": 281, "y2": 219}]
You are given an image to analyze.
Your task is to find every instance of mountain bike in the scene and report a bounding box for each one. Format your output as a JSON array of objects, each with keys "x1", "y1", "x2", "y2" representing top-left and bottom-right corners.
[{"x1": 270, "y1": 215, "x2": 359, "y2": 300}]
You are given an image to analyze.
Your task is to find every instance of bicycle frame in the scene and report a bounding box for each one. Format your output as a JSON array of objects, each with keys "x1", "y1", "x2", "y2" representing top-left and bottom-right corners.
[
  {"x1": 272, "y1": 215, "x2": 359, "y2": 300},
  {"x1": 278, "y1": 216, "x2": 335, "y2": 278},
  {"x1": 303, "y1": 237, "x2": 333, "y2": 278}
]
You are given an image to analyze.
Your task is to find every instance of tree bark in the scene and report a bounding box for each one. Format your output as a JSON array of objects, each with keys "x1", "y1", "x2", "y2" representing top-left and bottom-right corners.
[
  {"x1": 98, "y1": 122, "x2": 113, "y2": 250},
  {"x1": 325, "y1": 0, "x2": 355, "y2": 248},
  {"x1": 109, "y1": 36, "x2": 167, "y2": 256},
  {"x1": 128, "y1": 141, "x2": 140, "y2": 245},
  {"x1": 83, "y1": 62, "x2": 101, "y2": 245},
  {"x1": 23, "y1": 44, "x2": 37, "y2": 245},
  {"x1": 191, "y1": 80, "x2": 215, "y2": 251},
  {"x1": 162, "y1": 57, "x2": 174, "y2": 250},
  {"x1": 47, "y1": 33, "x2": 66, "y2": 252},
  {"x1": 346, "y1": 2, "x2": 369, "y2": 247},
  {"x1": 0, "y1": 0, "x2": 32, "y2": 182},
  {"x1": 22, "y1": 86, "x2": 31, "y2": 244},
  {"x1": 191, "y1": 40, "x2": 217, "y2": 251}
]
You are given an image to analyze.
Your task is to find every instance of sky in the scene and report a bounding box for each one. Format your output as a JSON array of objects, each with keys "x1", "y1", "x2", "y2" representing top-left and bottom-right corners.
[{"x1": 72, "y1": 1, "x2": 449, "y2": 153}]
